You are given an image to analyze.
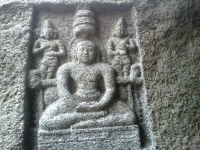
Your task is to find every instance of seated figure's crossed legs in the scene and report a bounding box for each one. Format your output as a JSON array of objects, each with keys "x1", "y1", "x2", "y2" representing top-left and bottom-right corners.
[
  {"x1": 72, "y1": 101, "x2": 136, "y2": 129},
  {"x1": 39, "y1": 99, "x2": 108, "y2": 130},
  {"x1": 39, "y1": 100, "x2": 73, "y2": 130}
]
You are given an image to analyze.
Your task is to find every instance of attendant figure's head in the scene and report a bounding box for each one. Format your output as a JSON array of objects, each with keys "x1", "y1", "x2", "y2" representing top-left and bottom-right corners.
[
  {"x1": 113, "y1": 17, "x2": 127, "y2": 38},
  {"x1": 41, "y1": 19, "x2": 58, "y2": 40},
  {"x1": 76, "y1": 41, "x2": 96, "y2": 64}
]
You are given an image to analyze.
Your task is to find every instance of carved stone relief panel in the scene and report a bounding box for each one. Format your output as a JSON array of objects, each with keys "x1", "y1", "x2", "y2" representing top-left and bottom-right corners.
[{"x1": 28, "y1": 3, "x2": 154, "y2": 150}]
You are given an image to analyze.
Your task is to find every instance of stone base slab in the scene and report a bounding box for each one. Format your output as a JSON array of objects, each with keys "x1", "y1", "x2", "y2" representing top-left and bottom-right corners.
[{"x1": 38, "y1": 125, "x2": 141, "y2": 150}]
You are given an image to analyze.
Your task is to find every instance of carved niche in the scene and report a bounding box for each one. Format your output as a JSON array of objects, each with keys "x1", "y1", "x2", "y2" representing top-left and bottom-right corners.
[{"x1": 28, "y1": 3, "x2": 153, "y2": 150}]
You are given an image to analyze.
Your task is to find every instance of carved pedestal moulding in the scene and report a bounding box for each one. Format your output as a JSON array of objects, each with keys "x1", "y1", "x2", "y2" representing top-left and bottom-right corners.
[{"x1": 28, "y1": 3, "x2": 154, "y2": 150}]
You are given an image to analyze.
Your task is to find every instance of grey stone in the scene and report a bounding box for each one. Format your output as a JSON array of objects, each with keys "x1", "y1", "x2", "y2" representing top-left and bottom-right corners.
[
  {"x1": 38, "y1": 125, "x2": 140, "y2": 150},
  {"x1": 0, "y1": 1, "x2": 153, "y2": 149},
  {"x1": 0, "y1": 3, "x2": 33, "y2": 150},
  {"x1": 33, "y1": 3, "x2": 150, "y2": 148},
  {"x1": 1, "y1": 0, "x2": 199, "y2": 150}
]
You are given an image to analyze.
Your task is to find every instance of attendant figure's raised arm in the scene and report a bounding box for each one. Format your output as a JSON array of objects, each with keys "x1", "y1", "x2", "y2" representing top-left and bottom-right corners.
[
  {"x1": 33, "y1": 40, "x2": 49, "y2": 54},
  {"x1": 107, "y1": 38, "x2": 119, "y2": 56},
  {"x1": 127, "y1": 38, "x2": 136, "y2": 51},
  {"x1": 56, "y1": 40, "x2": 66, "y2": 56},
  {"x1": 46, "y1": 40, "x2": 66, "y2": 56}
]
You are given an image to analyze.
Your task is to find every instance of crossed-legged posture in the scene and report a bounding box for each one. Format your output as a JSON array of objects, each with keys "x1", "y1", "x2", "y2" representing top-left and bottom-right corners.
[{"x1": 39, "y1": 41, "x2": 136, "y2": 130}]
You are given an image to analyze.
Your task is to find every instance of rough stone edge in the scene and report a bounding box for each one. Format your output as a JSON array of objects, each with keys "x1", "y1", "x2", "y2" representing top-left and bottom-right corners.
[
  {"x1": 0, "y1": 2, "x2": 34, "y2": 150},
  {"x1": 0, "y1": 1, "x2": 155, "y2": 150},
  {"x1": 131, "y1": 7, "x2": 156, "y2": 150},
  {"x1": 0, "y1": 0, "x2": 136, "y2": 7}
]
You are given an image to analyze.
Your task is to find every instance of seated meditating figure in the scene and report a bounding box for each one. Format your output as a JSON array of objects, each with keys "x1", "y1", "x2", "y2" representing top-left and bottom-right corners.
[{"x1": 39, "y1": 40, "x2": 136, "y2": 130}]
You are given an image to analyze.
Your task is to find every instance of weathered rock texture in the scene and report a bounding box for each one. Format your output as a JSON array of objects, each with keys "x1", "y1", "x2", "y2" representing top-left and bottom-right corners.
[
  {"x1": 135, "y1": 0, "x2": 200, "y2": 149},
  {"x1": 0, "y1": 0, "x2": 200, "y2": 150},
  {"x1": 0, "y1": 3, "x2": 33, "y2": 150}
]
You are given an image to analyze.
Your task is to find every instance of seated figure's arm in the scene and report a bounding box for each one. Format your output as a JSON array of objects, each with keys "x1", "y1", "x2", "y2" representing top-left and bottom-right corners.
[
  {"x1": 76, "y1": 65, "x2": 115, "y2": 112},
  {"x1": 98, "y1": 65, "x2": 115, "y2": 107},
  {"x1": 57, "y1": 64, "x2": 73, "y2": 102}
]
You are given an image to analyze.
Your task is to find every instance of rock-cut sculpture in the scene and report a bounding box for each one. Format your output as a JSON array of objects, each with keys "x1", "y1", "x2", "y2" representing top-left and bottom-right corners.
[
  {"x1": 33, "y1": 19, "x2": 66, "y2": 80},
  {"x1": 39, "y1": 40, "x2": 136, "y2": 130},
  {"x1": 107, "y1": 17, "x2": 136, "y2": 78}
]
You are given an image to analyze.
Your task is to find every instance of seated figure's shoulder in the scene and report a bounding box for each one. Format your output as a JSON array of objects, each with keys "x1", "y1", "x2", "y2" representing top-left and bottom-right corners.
[{"x1": 57, "y1": 62, "x2": 74, "y2": 74}]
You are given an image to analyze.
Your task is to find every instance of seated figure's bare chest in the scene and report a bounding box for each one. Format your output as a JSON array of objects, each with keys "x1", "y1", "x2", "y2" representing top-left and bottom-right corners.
[
  {"x1": 70, "y1": 64, "x2": 102, "y2": 100},
  {"x1": 71, "y1": 65, "x2": 100, "y2": 84}
]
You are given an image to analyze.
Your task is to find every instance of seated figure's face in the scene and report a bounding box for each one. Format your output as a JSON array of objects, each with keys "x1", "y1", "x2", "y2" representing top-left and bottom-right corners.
[{"x1": 77, "y1": 42, "x2": 96, "y2": 64}]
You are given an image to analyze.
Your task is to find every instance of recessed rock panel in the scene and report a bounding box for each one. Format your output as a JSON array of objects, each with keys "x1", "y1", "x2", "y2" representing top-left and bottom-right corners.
[{"x1": 28, "y1": 3, "x2": 154, "y2": 150}]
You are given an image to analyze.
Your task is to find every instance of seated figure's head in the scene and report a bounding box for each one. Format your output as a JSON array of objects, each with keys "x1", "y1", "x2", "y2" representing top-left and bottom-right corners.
[{"x1": 77, "y1": 41, "x2": 96, "y2": 64}]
